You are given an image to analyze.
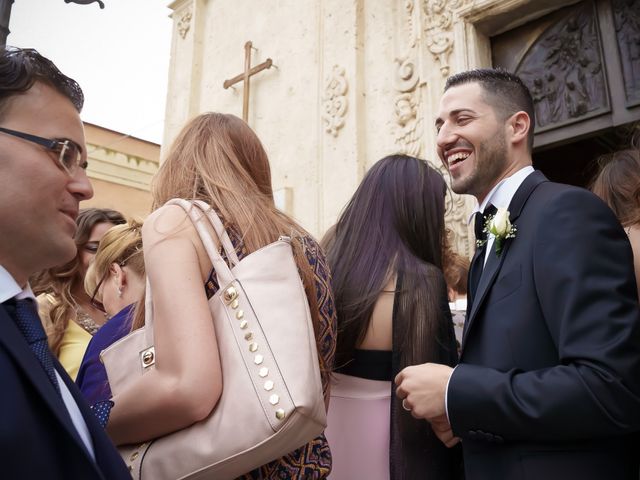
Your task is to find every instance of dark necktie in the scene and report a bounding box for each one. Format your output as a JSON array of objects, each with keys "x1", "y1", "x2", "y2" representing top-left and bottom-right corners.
[
  {"x1": 5, "y1": 298, "x2": 61, "y2": 394},
  {"x1": 468, "y1": 204, "x2": 497, "y2": 306}
]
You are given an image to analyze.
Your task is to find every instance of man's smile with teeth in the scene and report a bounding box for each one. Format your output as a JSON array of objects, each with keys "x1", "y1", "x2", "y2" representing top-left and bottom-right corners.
[{"x1": 447, "y1": 151, "x2": 471, "y2": 165}]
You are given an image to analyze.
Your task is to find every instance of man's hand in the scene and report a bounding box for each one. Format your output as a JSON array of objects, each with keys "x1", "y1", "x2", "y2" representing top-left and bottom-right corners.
[
  {"x1": 394, "y1": 363, "x2": 453, "y2": 420},
  {"x1": 431, "y1": 413, "x2": 460, "y2": 448}
]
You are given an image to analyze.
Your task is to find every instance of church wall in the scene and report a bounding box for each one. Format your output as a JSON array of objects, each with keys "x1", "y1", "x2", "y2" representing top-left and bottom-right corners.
[{"x1": 163, "y1": 0, "x2": 613, "y2": 256}]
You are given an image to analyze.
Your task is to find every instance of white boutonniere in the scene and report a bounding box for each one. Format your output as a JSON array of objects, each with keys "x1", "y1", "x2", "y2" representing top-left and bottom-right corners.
[{"x1": 476, "y1": 207, "x2": 517, "y2": 256}]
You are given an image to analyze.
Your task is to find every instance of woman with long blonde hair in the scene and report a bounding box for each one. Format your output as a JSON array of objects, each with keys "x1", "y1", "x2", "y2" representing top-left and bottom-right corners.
[
  {"x1": 101, "y1": 113, "x2": 337, "y2": 479},
  {"x1": 77, "y1": 220, "x2": 146, "y2": 407}
]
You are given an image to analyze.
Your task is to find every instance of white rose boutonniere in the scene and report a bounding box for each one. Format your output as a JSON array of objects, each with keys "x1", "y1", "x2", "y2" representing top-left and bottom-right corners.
[{"x1": 486, "y1": 207, "x2": 517, "y2": 256}]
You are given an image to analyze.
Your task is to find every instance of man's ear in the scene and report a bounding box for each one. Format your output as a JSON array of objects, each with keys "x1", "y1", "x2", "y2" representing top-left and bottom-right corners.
[{"x1": 508, "y1": 111, "x2": 530, "y2": 147}]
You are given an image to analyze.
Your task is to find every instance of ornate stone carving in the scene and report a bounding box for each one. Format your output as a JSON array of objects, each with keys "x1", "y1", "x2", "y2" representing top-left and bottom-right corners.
[
  {"x1": 393, "y1": 58, "x2": 423, "y2": 156},
  {"x1": 391, "y1": 0, "x2": 470, "y2": 257},
  {"x1": 445, "y1": 187, "x2": 473, "y2": 258},
  {"x1": 517, "y1": 2, "x2": 608, "y2": 130},
  {"x1": 422, "y1": 0, "x2": 474, "y2": 77},
  {"x1": 177, "y1": 9, "x2": 193, "y2": 40},
  {"x1": 322, "y1": 65, "x2": 348, "y2": 137},
  {"x1": 393, "y1": 1, "x2": 423, "y2": 156},
  {"x1": 612, "y1": 0, "x2": 640, "y2": 104}
]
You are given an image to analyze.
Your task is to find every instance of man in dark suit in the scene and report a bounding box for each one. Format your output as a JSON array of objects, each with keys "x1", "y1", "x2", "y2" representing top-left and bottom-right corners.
[
  {"x1": 0, "y1": 47, "x2": 130, "y2": 479},
  {"x1": 395, "y1": 68, "x2": 640, "y2": 479}
]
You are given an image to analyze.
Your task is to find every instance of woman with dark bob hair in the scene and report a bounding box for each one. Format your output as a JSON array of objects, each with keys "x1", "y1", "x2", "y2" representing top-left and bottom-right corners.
[{"x1": 323, "y1": 154, "x2": 462, "y2": 479}]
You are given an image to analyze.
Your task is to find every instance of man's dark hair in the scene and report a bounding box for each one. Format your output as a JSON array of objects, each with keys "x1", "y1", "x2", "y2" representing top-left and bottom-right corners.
[
  {"x1": 445, "y1": 68, "x2": 535, "y2": 151},
  {"x1": 0, "y1": 47, "x2": 84, "y2": 116}
]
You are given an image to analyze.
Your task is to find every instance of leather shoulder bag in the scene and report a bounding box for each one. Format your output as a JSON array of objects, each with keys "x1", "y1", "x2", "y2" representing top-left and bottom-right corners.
[{"x1": 101, "y1": 198, "x2": 326, "y2": 480}]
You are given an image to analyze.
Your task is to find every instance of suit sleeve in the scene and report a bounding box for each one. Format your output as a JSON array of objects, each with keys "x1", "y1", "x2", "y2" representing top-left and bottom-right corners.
[{"x1": 448, "y1": 188, "x2": 640, "y2": 441}]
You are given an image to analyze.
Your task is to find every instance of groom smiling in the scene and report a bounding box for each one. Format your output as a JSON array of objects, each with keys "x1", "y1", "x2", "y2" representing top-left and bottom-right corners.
[{"x1": 396, "y1": 68, "x2": 640, "y2": 480}]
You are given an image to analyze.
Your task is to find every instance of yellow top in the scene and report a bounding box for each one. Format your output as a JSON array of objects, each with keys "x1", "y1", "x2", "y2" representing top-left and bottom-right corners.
[{"x1": 57, "y1": 320, "x2": 92, "y2": 381}]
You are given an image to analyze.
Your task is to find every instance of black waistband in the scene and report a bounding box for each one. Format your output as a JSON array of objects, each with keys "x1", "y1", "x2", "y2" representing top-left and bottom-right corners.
[{"x1": 335, "y1": 348, "x2": 392, "y2": 381}]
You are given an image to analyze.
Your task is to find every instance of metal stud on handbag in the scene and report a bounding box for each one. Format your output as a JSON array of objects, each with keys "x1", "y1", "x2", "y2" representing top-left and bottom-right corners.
[{"x1": 100, "y1": 198, "x2": 326, "y2": 480}]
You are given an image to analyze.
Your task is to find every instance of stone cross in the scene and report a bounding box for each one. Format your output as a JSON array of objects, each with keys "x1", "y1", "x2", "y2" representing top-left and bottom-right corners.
[{"x1": 223, "y1": 41, "x2": 273, "y2": 122}]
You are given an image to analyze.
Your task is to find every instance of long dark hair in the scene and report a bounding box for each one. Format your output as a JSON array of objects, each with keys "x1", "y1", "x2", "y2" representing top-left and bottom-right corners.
[
  {"x1": 31, "y1": 208, "x2": 126, "y2": 355},
  {"x1": 327, "y1": 154, "x2": 448, "y2": 368},
  {"x1": 326, "y1": 154, "x2": 461, "y2": 479}
]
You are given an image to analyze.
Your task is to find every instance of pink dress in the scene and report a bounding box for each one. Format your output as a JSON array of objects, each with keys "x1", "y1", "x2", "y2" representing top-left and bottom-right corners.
[{"x1": 325, "y1": 372, "x2": 391, "y2": 480}]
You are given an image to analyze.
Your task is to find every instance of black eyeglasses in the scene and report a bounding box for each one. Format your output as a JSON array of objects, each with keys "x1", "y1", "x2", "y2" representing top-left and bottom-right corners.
[
  {"x1": 89, "y1": 268, "x2": 110, "y2": 313},
  {"x1": 0, "y1": 126, "x2": 88, "y2": 175}
]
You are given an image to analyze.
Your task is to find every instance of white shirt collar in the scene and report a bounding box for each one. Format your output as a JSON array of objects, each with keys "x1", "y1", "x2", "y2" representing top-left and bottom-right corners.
[
  {"x1": 468, "y1": 166, "x2": 535, "y2": 224},
  {"x1": 0, "y1": 265, "x2": 36, "y2": 304}
]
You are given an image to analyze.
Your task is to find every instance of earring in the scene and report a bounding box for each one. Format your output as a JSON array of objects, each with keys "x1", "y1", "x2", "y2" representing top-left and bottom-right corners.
[{"x1": 118, "y1": 286, "x2": 123, "y2": 298}]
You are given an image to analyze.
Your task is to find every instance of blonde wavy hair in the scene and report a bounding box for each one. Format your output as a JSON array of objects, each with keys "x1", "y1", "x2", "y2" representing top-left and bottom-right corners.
[
  {"x1": 151, "y1": 112, "x2": 325, "y2": 372},
  {"x1": 84, "y1": 220, "x2": 146, "y2": 331}
]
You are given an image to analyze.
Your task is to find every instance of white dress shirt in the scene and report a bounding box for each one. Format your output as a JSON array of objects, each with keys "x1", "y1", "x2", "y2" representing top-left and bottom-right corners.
[
  {"x1": 0, "y1": 265, "x2": 96, "y2": 460},
  {"x1": 469, "y1": 166, "x2": 535, "y2": 265}
]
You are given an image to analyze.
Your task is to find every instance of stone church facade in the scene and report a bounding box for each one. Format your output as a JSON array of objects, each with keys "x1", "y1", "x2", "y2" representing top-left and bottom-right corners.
[{"x1": 162, "y1": 0, "x2": 639, "y2": 257}]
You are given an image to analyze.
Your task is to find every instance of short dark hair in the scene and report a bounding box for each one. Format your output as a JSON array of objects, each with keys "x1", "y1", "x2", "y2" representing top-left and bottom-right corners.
[
  {"x1": 0, "y1": 47, "x2": 84, "y2": 117},
  {"x1": 445, "y1": 68, "x2": 535, "y2": 151}
]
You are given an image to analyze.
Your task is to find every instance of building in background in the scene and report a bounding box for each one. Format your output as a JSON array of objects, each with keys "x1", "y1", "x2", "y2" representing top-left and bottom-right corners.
[
  {"x1": 81, "y1": 122, "x2": 159, "y2": 219},
  {"x1": 163, "y1": 0, "x2": 639, "y2": 257}
]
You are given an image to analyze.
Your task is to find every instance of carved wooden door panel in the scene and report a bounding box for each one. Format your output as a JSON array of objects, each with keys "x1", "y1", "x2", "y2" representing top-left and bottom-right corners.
[{"x1": 492, "y1": 0, "x2": 640, "y2": 149}]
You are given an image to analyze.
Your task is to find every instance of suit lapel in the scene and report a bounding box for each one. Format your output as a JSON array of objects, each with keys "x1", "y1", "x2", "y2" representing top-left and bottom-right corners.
[
  {"x1": 0, "y1": 306, "x2": 97, "y2": 465},
  {"x1": 461, "y1": 171, "x2": 548, "y2": 354}
]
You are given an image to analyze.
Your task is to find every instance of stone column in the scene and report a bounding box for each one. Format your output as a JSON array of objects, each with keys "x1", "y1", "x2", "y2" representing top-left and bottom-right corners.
[{"x1": 164, "y1": 0, "x2": 205, "y2": 151}]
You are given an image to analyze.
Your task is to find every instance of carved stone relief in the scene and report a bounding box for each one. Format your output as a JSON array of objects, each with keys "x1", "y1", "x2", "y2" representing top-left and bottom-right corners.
[
  {"x1": 612, "y1": 0, "x2": 640, "y2": 105},
  {"x1": 516, "y1": 2, "x2": 608, "y2": 131},
  {"x1": 322, "y1": 65, "x2": 348, "y2": 137},
  {"x1": 393, "y1": 0, "x2": 471, "y2": 257},
  {"x1": 393, "y1": 1, "x2": 423, "y2": 156},
  {"x1": 177, "y1": 9, "x2": 193, "y2": 39},
  {"x1": 422, "y1": 0, "x2": 475, "y2": 77},
  {"x1": 393, "y1": 57, "x2": 423, "y2": 156}
]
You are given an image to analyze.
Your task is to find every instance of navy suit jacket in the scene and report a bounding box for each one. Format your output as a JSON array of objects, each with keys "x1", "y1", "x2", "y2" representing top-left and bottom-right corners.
[
  {"x1": 449, "y1": 171, "x2": 640, "y2": 479},
  {"x1": 0, "y1": 303, "x2": 130, "y2": 479}
]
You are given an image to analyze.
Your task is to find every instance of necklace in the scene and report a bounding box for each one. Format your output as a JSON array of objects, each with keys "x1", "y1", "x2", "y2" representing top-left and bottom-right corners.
[{"x1": 75, "y1": 308, "x2": 101, "y2": 335}]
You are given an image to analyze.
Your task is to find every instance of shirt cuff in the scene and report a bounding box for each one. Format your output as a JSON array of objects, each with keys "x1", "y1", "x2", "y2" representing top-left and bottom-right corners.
[{"x1": 445, "y1": 365, "x2": 457, "y2": 424}]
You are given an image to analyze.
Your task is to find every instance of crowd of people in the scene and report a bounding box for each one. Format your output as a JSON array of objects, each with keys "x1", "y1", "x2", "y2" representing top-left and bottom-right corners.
[{"x1": 0, "y1": 45, "x2": 639, "y2": 480}]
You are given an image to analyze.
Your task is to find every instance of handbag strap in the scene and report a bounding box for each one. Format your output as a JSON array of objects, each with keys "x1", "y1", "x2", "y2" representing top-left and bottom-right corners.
[
  {"x1": 163, "y1": 198, "x2": 237, "y2": 285},
  {"x1": 142, "y1": 198, "x2": 239, "y2": 342},
  {"x1": 188, "y1": 199, "x2": 239, "y2": 267}
]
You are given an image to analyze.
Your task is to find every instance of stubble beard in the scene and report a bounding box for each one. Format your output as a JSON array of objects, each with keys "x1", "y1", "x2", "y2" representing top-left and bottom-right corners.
[{"x1": 450, "y1": 132, "x2": 508, "y2": 199}]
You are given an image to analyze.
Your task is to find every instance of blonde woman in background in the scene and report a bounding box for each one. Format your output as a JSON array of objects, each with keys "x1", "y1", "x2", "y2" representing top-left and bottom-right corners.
[
  {"x1": 77, "y1": 220, "x2": 145, "y2": 412},
  {"x1": 32, "y1": 207, "x2": 126, "y2": 379}
]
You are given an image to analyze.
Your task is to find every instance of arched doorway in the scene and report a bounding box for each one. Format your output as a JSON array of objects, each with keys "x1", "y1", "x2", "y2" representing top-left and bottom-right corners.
[{"x1": 492, "y1": 0, "x2": 640, "y2": 187}]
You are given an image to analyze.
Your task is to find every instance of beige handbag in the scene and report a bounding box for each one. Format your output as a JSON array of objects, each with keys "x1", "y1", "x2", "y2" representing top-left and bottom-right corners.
[{"x1": 101, "y1": 198, "x2": 327, "y2": 480}]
